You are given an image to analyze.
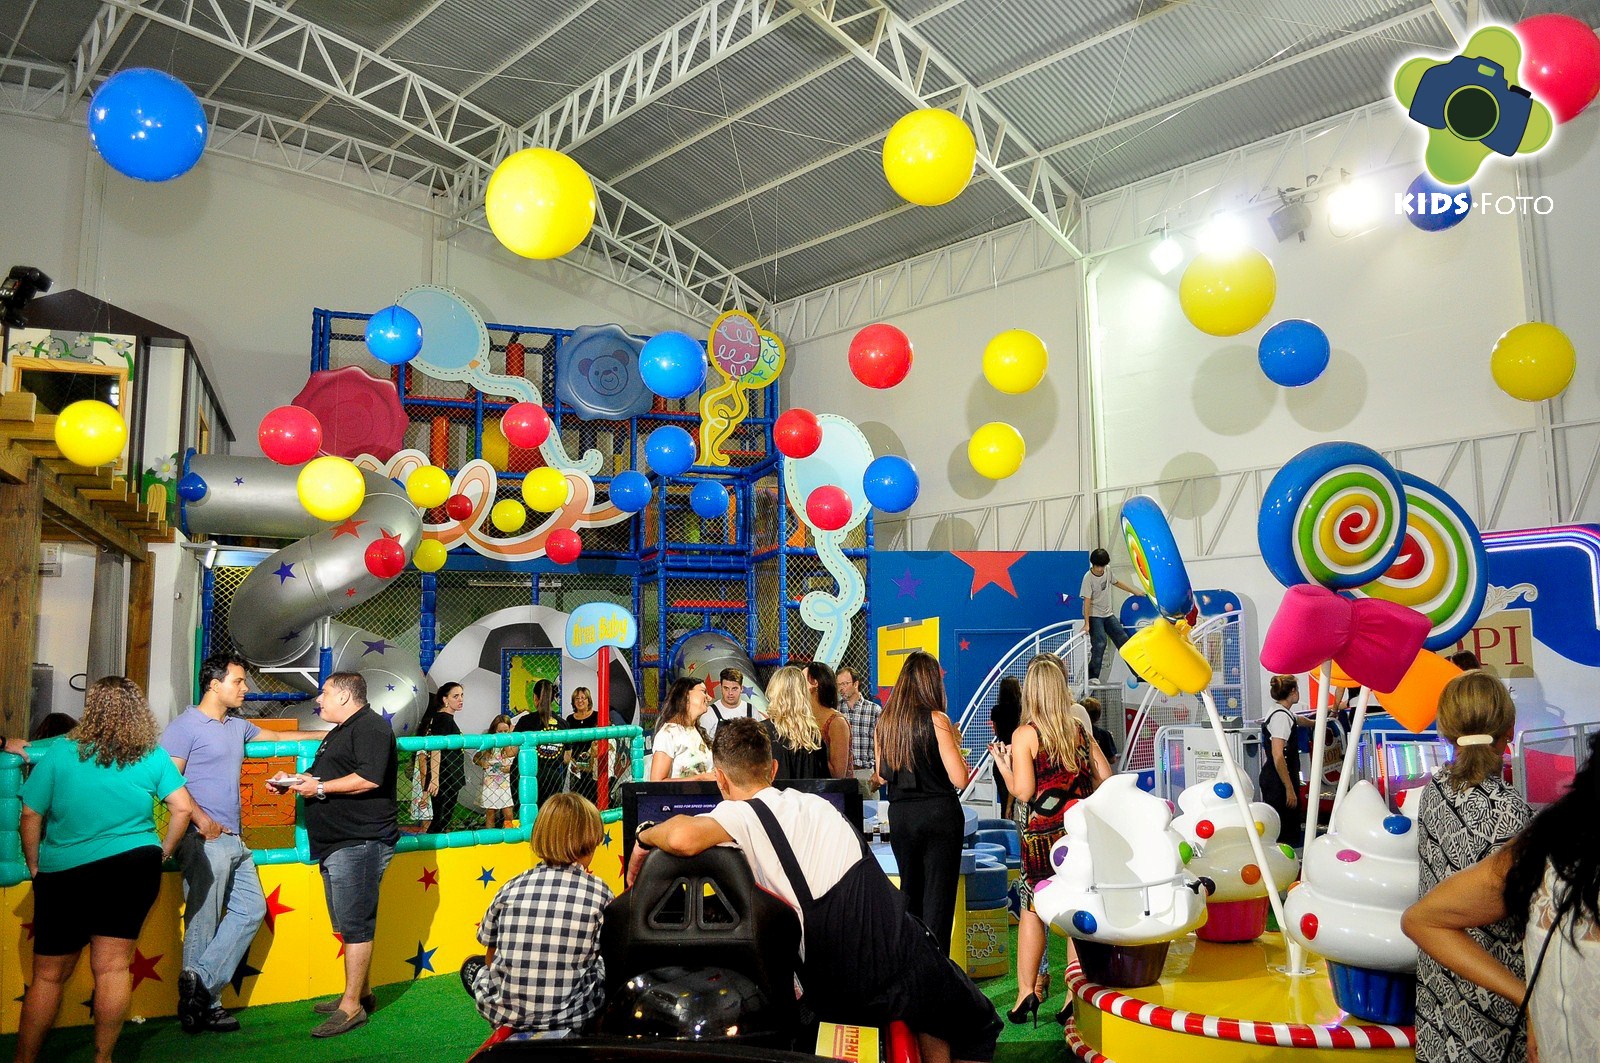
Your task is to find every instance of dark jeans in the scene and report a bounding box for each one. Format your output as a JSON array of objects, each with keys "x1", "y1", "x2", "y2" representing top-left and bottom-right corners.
[
  {"x1": 319, "y1": 839, "x2": 395, "y2": 945},
  {"x1": 1087, "y1": 615, "x2": 1132, "y2": 681}
]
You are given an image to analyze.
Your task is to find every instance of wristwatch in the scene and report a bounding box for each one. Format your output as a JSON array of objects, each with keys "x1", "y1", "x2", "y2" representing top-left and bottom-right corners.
[
  {"x1": 635, "y1": 820, "x2": 657, "y2": 848},
  {"x1": 314, "y1": 780, "x2": 327, "y2": 801}
]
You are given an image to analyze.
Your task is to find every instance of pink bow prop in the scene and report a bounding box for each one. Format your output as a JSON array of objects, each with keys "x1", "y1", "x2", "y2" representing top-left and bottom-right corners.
[{"x1": 1260, "y1": 585, "x2": 1431, "y2": 692}]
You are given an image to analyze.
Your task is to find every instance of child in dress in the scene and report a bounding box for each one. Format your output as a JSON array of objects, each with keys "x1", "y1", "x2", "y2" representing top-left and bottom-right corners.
[{"x1": 474, "y1": 716, "x2": 517, "y2": 828}]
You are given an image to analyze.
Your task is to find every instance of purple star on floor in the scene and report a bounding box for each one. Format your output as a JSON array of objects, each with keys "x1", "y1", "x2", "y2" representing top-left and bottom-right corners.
[
  {"x1": 477, "y1": 867, "x2": 496, "y2": 888},
  {"x1": 278, "y1": 629, "x2": 301, "y2": 644},
  {"x1": 273, "y1": 563, "x2": 295, "y2": 583},
  {"x1": 234, "y1": 477, "x2": 245, "y2": 486},
  {"x1": 405, "y1": 942, "x2": 437, "y2": 979},
  {"x1": 362, "y1": 639, "x2": 389, "y2": 655},
  {"x1": 892, "y1": 568, "x2": 921, "y2": 598},
  {"x1": 229, "y1": 959, "x2": 262, "y2": 996}
]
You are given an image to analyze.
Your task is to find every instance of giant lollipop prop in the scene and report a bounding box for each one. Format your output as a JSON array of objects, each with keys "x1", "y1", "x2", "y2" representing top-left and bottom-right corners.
[{"x1": 698, "y1": 311, "x2": 786, "y2": 466}]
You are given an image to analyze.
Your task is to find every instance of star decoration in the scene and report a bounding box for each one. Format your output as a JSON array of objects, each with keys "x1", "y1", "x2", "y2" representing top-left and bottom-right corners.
[
  {"x1": 278, "y1": 629, "x2": 302, "y2": 644},
  {"x1": 362, "y1": 639, "x2": 390, "y2": 656},
  {"x1": 892, "y1": 568, "x2": 922, "y2": 598},
  {"x1": 333, "y1": 931, "x2": 346, "y2": 958},
  {"x1": 380, "y1": 709, "x2": 396, "y2": 727},
  {"x1": 128, "y1": 949, "x2": 163, "y2": 990},
  {"x1": 952, "y1": 551, "x2": 1027, "y2": 598},
  {"x1": 380, "y1": 528, "x2": 401, "y2": 543},
  {"x1": 1061, "y1": 592, "x2": 1073, "y2": 604},
  {"x1": 959, "y1": 639, "x2": 971, "y2": 651},
  {"x1": 405, "y1": 942, "x2": 437, "y2": 979},
  {"x1": 273, "y1": 563, "x2": 296, "y2": 583},
  {"x1": 386, "y1": 683, "x2": 396, "y2": 692},
  {"x1": 418, "y1": 867, "x2": 439, "y2": 891},
  {"x1": 13, "y1": 986, "x2": 24, "y2": 1003},
  {"x1": 80, "y1": 992, "x2": 95, "y2": 1012},
  {"x1": 331, "y1": 518, "x2": 367, "y2": 538},
  {"x1": 477, "y1": 867, "x2": 497, "y2": 888},
  {"x1": 264, "y1": 885, "x2": 294, "y2": 933},
  {"x1": 229, "y1": 959, "x2": 263, "y2": 996},
  {"x1": 345, "y1": 588, "x2": 358, "y2": 597},
  {"x1": 599, "y1": 830, "x2": 612, "y2": 848},
  {"x1": 234, "y1": 477, "x2": 245, "y2": 486}
]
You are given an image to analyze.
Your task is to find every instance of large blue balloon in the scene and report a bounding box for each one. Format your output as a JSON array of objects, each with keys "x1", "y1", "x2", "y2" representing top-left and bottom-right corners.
[
  {"x1": 690, "y1": 480, "x2": 730, "y2": 519},
  {"x1": 640, "y1": 331, "x2": 708, "y2": 400},
  {"x1": 88, "y1": 69, "x2": 208, "y2": 182},
  {"x1": 1257, "y1": 319, "x2": 1330, "y2": 388},
  {"x1": 1404, "y1": 172, "x2": 1471, "y2": 233},
  {"x1": 610, "y1": 470, "x2": 652, "y2": 513},
  {"x1": 176, "y1": 471, "x2": 208, "y2": 502},
  {"x1": 862, "y1": 455, "x2": 919, "y2": 513},
  {"x1": 645, "y1": 425, "x2": 696, "y2": 477},
  {"x1": 365, "y1": 305, "x2": 424, "y2": 365}
]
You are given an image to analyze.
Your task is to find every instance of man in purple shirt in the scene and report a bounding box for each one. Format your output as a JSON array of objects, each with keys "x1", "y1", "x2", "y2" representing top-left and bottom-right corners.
[{"x1": 161, "y1": 654, "x2": 323, "y2": 1034}]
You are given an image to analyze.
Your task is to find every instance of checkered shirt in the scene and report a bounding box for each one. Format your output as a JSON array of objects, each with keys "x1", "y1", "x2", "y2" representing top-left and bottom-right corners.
[
  {"x1": 472, "y1": 863, "x2": 614, "y2": 1031},
  {"x1": 840, "y1": 695, "x2": 882, "y2": 770}
]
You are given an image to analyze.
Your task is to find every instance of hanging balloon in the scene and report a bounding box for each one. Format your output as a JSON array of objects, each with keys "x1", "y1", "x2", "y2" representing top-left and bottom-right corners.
[
  {"x1": 54, "y1": 400, "x2": 127, "y2": 467},
  {"x1": 484, "y1": 147, "x2": 597, "y2": 259},
  {"x1": 1491, "y1": 322, "x2": 1576, "y2": 402},
  {"x1": 412, "y1": 539, "x2": 448, "y2": 573},
  {"x1": 177, "y1": 472, "x2": 208, "y2": 502},
  {"x1": 882, "y1": 108, "x2": 978, "y2": 206},
  {"x1": 445, "y1": 493, "x2": 474, "y2": 522},
  {"x1": 364, "y1": 305, "x2": 424, "y2": 366},
  {"x1": 501, "y1": 402, "x2": 552, "y2": 449},
  {"x1": 1403, "y1": 173, "x2": 1471, "y2": 233},
  {"x1": 610, "y1": 470, "x2": 653, "y2": 513},
  {"x1": 1179, "y1": 249, "x2": 1277, "y2": 337},
  {"x1": 806, "y1": 486, "x2": 854, "y2": 532},
  {"x1": 863, "y1": 455, "x2": 919, "y2": 513},
  {"x1": 1517, "y1": 14, "x2": 1600, "y2": 123},
  {"x1": 968, "y1": 422, "x2": 1025, "y2": 480},
  {"x1": 640, "y1": 331, "x2": 709, "y2": 400},
  {"x1": 522, "y1": 467, "x2": 569, "y2": 512},
  {"x1": 848, "y1": 324, "x2": 914, "y2": 389},
  {"x1": 774, "y1": 409, "x2": 823, "y2": 459},
  {"x1": 690, "y1": 480, "x2": 730, "y2": 519},
  {"x1": 1257, "y1": 319, "x2": 1331, "y2": 387},
  {"x1": 982, "y1": 330, "x2": 1049, "y2": 394},
  {"x1": 87, "y1": 68, "x2": 207, "y2": 182},
  {"x1": 406, "y1": 465, "x2": 451, "y2": 509},
  {"x1": 258, "y1": 405, "x2": 323, "y2": 466},
  {"x1": 364, "y1": 537, "x2": 406, "y2": 579},
  {"x1": 296, "y1": 456, "x2": 366, "y2": 523},
  {"x1": 490, "y1": 499, "x2": 527, "y2": 533},
  {"x1": 645, "y1": 425, "x2": 697, "y2": 477},
  {"x1": 546, "y1": 529, "x2": 582, "y2": 565}
]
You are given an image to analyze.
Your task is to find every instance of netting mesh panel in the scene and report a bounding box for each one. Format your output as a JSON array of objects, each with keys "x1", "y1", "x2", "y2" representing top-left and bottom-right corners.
[
  {"x1": 208, "y1": 565, "x2": 300, "y2": 699},
  {"x1": 431, "y1": 571, "x2": 533, "y2": 649},
  {"x1": 335, "y1": 572, "x2": 423, "y2": 654},
  {"x1": 755, "y1": 558, "x2": 782, "y2": 660}
]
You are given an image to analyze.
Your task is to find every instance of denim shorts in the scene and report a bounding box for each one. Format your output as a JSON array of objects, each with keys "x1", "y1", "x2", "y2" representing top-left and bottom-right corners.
[{"x1": 319, "y1": 840, "x2": 395, "y2": 945}]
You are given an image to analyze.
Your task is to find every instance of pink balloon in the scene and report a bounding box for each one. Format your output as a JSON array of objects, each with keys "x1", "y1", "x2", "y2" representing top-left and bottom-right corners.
[
  {"x1": 1519, "y1": 14, "x2": 1600, "y2": 123},
  {"x1": 805, "y1": 485, "x2": 853, "y2": 532},
  {"x1": 258, "y1": 405, "x2": 323, "y2": 465}
]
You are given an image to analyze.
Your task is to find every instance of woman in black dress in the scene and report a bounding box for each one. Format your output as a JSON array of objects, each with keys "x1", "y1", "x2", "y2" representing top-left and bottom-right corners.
[
  {"x1": 561, "y1": 686, "x2": 600, "y2": 803},
  {"x1": 989, "y1": 676, "x2": 1022, "y2": 819},
  {"x1": 762, "y1": 666, "x2": 828, "y2": 780},
  {"x1": 424, "y1": 682, "x2": 467, "y2": 833}
]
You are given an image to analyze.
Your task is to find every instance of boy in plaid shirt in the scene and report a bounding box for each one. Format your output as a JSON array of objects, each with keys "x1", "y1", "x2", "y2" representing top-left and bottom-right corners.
[{"x1": 461, "y1": 793, "x2": 612, "y2": 1032}]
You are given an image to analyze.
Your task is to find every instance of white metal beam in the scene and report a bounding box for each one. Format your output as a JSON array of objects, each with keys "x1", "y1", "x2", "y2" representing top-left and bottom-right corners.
[
  {"x1": 297, "y1": 0, "x2": 450, "y2": 125},
  {"x1": 982, "y1": 1, "x2": 1192, "y2": 91},
  {"x1": 67, "y1": 2, "x2": 140, "y2": 106}
]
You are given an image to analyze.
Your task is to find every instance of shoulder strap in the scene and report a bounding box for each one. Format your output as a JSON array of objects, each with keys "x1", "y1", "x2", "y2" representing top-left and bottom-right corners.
[
  {"x1": 711, "y1": 704, "x2": 726, "y2": 722},
  {"x1": 747, "y1": 797, "x2": 815, "y2": 908}
]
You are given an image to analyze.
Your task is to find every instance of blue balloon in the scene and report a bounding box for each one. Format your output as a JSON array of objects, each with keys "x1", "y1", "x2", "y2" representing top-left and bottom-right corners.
[
  {"x1": 1257, "y1": 319, "x2": 1330, "y2": 388},
  {"x1": 1404, "y1": 172, "x2": 1471, "y2": 233},
  {"x1": 645, "y1": 425, "x2": 696, "y2": 477},
  {"x1": 365, "y1": 305, "x2": 424, "y2": 365},
  {"x1": 176, "y1": 471, "x2": 208, "y2": 502},
  {"x1": 88, "y1": 69, "x2": 208, "y2": 182},
  {"x1": 639, "y1": 331, "x2": 707, "y2": 400},
  {"x1": 862, "y1": 455, "x2": 919, "y2": 513},
  {"x1": 610, "y1": 470, "x2": 652, "y2": 513},
  {"x1": 690, "y1": 480, "x2": 729, "y2": 519}
]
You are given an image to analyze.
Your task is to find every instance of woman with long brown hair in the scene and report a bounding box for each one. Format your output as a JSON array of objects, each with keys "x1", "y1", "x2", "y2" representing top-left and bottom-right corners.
[
  {"x1": 804, "y1": 661, "x2": 853, "y2": 779},
  {"x1": 647, "y1": 677, "x2": 714, "y2": 781},
  {"x1": 875, "y1": 651, "x2": 970, "y2": 953}
]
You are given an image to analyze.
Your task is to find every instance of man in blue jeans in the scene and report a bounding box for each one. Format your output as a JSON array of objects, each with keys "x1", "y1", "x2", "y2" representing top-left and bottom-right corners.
[
  {"x1": 275, "y1": 672, "x2": 398, "y2": 1038},
  {"x1": 1081, "y1": 548, "x2": 1143, "y2": 684},
  {"x1": 162, "y1": 654, "x2": 325, "y2": 1034}
]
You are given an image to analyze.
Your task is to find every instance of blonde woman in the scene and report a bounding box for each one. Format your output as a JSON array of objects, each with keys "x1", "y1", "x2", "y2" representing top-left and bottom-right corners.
[
  {"x1": 762, "y1": 666, "x2": 828, "y2": 779},
  {"x1": 991, "y1": 657, "x2": 1112, "y2": 1027}
]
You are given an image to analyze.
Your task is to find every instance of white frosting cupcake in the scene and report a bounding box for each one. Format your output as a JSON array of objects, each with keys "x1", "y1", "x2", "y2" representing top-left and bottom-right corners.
[
  {"x1": 1186, "y1": 825, "x2": 1300, "y2": 903},
  {"x1": 1171, "y1": 776, "x2": 1283, "y2": 853}
]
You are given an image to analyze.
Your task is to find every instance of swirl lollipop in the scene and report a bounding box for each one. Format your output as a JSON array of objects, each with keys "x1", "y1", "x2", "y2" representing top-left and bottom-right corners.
[
  {"x1": 699, "y1": 311, "x2": 786, "y2": 467},
  {"x1": 1258, "y1": 442, "x2": 1407, "y2": 591},
  {"x1": 1349, "y1": 473, "x2": 1487, "y2": 651},
  {"x1": 1120, "y1": 495, "x2": 1194, "y2": 620}
]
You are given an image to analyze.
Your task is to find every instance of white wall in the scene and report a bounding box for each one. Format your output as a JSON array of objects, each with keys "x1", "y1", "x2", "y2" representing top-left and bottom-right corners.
[{"x1": 35, "y1": 543, "x2": 95, "y2": 720}]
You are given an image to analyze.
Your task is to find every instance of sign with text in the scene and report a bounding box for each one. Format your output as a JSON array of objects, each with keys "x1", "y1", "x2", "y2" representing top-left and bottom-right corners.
[{"x1": 565, "y1": 603, "x2": 637, "y2": 660}]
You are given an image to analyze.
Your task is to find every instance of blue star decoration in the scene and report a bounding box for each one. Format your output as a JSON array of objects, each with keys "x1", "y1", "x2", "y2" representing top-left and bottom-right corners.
[
  {"x1": 599, "y1": 830, "x2": 612, "y2": 848},
  {"x1": 234, "y1": 477, "x2": 245, "y2": 486},
  {"x1": 273, "y1": 563, "x2": 296, "y2": 584},
  {"x1": 362, "y1": 639, "x2": 389, "y2": 656},
  {"x1": 380, "y1": 708, "x2": 396, "y2": 727},
  {"x1": 477, "y1": 867, "x2": 497, "y2": 888},
  {"x1": 386, "y1": 683, "x2": 396, "y2": 692},
  {"x1": 229, "y1": 959, "x2": 262, "y2": 996},
  {"x1": 892, "y1": 568, "x2": 921, "y2": 598},
  {"x1": 405, "y1": 942, "x2": 437, "y2": 979},
  {"x1": 278, "y1": 629, "x2": 301, "y2": 644}
]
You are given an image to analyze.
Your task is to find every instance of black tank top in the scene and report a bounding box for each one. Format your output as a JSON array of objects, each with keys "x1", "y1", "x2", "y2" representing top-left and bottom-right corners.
[{"x1": 882, "y1": 724, "x2": 956, "y2": 800}]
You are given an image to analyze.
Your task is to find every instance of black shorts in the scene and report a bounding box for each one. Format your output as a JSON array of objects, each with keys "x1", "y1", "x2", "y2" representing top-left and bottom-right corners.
[
  {"x1": 33, "y1": 846, "x2": 163, "y2": 956},
  {"x1": 875, "y1": 919, "x2": 1003, "y2": 1061}
]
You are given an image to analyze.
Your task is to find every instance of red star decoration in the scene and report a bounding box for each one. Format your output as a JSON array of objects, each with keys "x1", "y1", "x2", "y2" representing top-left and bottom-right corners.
[
  {"x1": 959, "y1": 639, "x2": 971, "y2": 651},
  {"x1": 418, "y1": 867, "x2": 439, "y2": 891},
  {"x1": 331, "y1": 518, "x2": 366, "y2": 538},
  {"x1": 345, "y1": 588, "x2": 358, "y2": 597},
  {"x1": 21, "y1": 921, "x2": 33, "y2": 940},
  {"x1": 952, "y1": 551, "x2": 1027, "y2": 598},
  {"x1": 264, "y1": 885, "x2": 295, "y2": 933},
  {"x1": 333, "y1": 931, "x2": 346, "y2": 958},
  {"x1": 380, "y1": 528, "x2": 400, "y2": 542},
  {"x1": 128, "y1": 949, "x2": 163, "y2": 990}
]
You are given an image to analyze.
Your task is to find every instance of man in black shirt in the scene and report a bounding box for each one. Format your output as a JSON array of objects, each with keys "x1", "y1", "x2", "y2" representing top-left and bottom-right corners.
[{"x1": 274, "y1": 672, "x2": 397, "y2": 1038}]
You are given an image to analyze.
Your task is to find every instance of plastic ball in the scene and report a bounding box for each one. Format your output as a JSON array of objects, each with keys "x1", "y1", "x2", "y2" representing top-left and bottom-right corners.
[
  {"x1": 484, "y1": 147, "x2": 596, "y2": 259},
  {"x1": 364, "y1": 305, "x2": 424, "y2": 365},
  {"x1": 863, "y1": 455, "x2": 920, "y2": 513},
  {"x1": 490, "y1": 499, "x2": 527, "y2": 533},
  {"x1": 1299, "y1": 913, "x2": 1319, "y2": 940},
  {"x1": 1491, "y1": 322, "x2": 1576, "y2": 402},
  {"x1": 1179, "y1": 249, "x2": 1277, "y2": 337},
  {"x1": 445, "y1": 493, "x2": 474, "y2": 521},
  {"x1": 296, "y1": 456, "x2": 366, "y2": 522},
  {"x1": 501, "y1": 402, "x2": 552, "y2": 449},
  {"x1": 87, "y1": 69, "x2": 207, "y2": 182},
  {"x1": 610, "y1": 470, "x2": 652, "y2": 513},
  {"x1": 52, "y1": 399, "x2": 126, "y2": 467},
  {"x1": 1212, "y1": 781, "x2": 1235, "y2": 799},
  {"x1": 805, "y1": 486, "x2": 853, "y2": 532},
  {"x1": 257, "y1": 405, "x2": 323, "y2": 465},
  {"x1": 882, "y1": 108, "x2": 977, "y2": 206},
  {"x1": 640, "y1": 331, "x2": 708, "y2": 400},
  {"x1": 546, "y1": 528, "x2": 582, "y2": 565},
  {"x1": 1404, "y1": 173, "x2": 1471, "y2": 232},
  {"x1": 176, "y1": 472, "x2": 208, "y2": 502},
  {"x1": 364, "y1": 537, "x2": 406, "y2": 579},
  {"x1": 690, "y1": 480, "x2": 729, "y2": 519},
  {"x1": 522, "y1": 467, "x2": 569, "y2": 512},
  {"x1": 774, "y1": 409, "x2": 823, "y2": 459},
  {"x1": 645, "y1": 425, "x2": 696, "y2": 477},
  {"x1": 406, "y1": 466, "x2": 451, "y2": 509},
  {"x1": 1196, "y1": 819, "x2": 1215, "y2": 839},
  {"x1": 967, "y1": 422, "x2": 1025, "y2": 480},
  {"x1": 413, "y1": 539, "x2": 448, "y2": 573},
  {"x1": 1518, "y1": 14, "x2": 1600, "y2": 123},
  {"x1": 848, "y1": 324, "x2": 913, "y2": 389},
  {"x1": 1257, "y1": 319, "x2": 1330, "y2": 387},
  {"x1": 982, "y1": 330, "x2": 1048, "y2": 394}
]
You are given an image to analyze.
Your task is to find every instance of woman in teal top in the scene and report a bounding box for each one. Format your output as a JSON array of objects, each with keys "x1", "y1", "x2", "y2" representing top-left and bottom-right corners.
[{"x1": 15, "y1": 677, "x2": 194, "y2": 1063}]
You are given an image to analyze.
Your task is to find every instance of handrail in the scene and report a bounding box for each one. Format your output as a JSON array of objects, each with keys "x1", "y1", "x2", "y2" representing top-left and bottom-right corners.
[{"x1": 957, "y1": 621, "x2": 1085, "y2": 803}]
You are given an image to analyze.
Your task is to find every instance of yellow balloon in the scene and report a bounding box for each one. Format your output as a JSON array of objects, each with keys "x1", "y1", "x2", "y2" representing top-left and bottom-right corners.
[
  {"x1": 491, "y1": 498, "x2": 527, "y2": 533},
  {"x1": 481, "y1": 417, "x2": 510, "y2": 472},
  {"x1": 968, "y1": 422, "x2": 1025, "y2": 479},
  {"x1": 883, "y1": 108, "x2": 977, "y2": 207},
  {"x1": 1491, "y1": 322, "x2": 1576, "y2": 402},
  {"x1": 413, "y1": 539, "x2": 448, "y2": 573},
  {"x1": 1178, "y1": 249, "x2": 1277, "y2": 337},
  {"x1": 406, "y1": 465, "x2": 451, "y2": 509},
  {"x1": 983, "y1": 329, "x2": 1049, "y2": 394},
  {"x1": 522, "y1": 467, "x2": 569, "y2": 512},
  {"x1": 53, "y1": 399, "x2": 126, "y2": 467},
  {"x1": 297, "y1": 456, "x2": 366, "y2": 522},
  {"x1": 485, "y1": 147, "x2": 596, "y2": 260}
]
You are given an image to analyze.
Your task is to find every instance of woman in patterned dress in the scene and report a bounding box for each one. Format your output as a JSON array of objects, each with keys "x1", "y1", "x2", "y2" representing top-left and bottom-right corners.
[{"x1": 1413, "y1": 671, "x2": 1530, "y2": 1062}]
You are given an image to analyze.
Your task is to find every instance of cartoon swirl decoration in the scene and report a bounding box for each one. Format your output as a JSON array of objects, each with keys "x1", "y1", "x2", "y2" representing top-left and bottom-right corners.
[
  {"x1": 1259, "y1": 442, "x2": 1407, "y2": 591},
  {"x1": 799, "y1": 531, "x2": 867, "y2": 669}
]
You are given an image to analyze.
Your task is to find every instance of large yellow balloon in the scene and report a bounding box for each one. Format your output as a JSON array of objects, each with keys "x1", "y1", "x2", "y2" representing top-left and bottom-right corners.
[
  {"x1": 412, "y1": 539, "x2": 448, "y2": 573},
  {"x1": 1178, "y1": 249, "x2": 1277, "y2": 337},
  {"x1": 1491, "y1": 322, "x2": 1576, "y2": 402},
  {"x1": 883, "y1": 109, "x2": 977, "y2": 207},
  {"x1": 53, "y1": 399, "x2": 126, "y2": 467},
  {"x1": 485, "y1": 148, "x2": 596, "y2": 259},
  {"x1": 491, "y1": 498, "x2": 527, "y2": 533},
  {"x1": 983, "y1": 330, "x2": 1049, "y2": 394},
  {"x1": 968, "y1": 422, "x2": 1025, "y2": 479},
  {"x1": 406, "y1": 465, "x2": 451, "y2": 509},
  {"x1": 522, "y1": 467, "x2": 569, "y2": 512},
  {"x1": 297, "y1": 456, "x2": 366, "y2": 522}
]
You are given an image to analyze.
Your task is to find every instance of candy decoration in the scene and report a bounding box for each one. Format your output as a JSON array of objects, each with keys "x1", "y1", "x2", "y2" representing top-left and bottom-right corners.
[
  {"x1": 1120, "y1": 495, "x2": 1195, "y2": 619},
  {"x1": 1300, "y1": 913, "x2": 1319, "y2": 940},
  {"x1": 1258, "y1": 441, "x2": 1408, "y2": 590},
  {"x1": 1071, "y1": 911, "x2": 1098, "y2": 936},
  {"x1": 364, "y1": 537, "x2": 406, "y2": 579},
  {"x1": 1196, "y1": 820, "x2": 1215, "y2": 839}
]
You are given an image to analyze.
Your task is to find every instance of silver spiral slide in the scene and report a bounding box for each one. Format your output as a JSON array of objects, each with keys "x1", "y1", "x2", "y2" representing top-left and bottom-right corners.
[{"x1": 183, "y1": 455, "x2": 427, "y2": 731}]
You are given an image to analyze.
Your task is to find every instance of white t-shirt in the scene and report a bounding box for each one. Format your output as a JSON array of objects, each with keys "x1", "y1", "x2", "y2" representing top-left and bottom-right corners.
[
  {"x1": 702, "y1": 699, "x2": 768, "y2": 739},
  {"x1": 1080, "y1": 567, "x2": 1116, "y2": 618},
  {"x1": 652, "y1": 722, "x2": 711, "y2": 778},
  {"x1": 1265, "y1": 707, "x2": 1297, "y2": 743},
  {"x1": 705, "y1": 787, "x2": 860, "y2": 956}
]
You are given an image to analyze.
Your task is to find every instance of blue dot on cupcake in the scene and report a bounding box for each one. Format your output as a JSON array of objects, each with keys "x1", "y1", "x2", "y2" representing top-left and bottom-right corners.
[
  {"x1": 1382, "y1": 814, "x2": 1412, "y2": 835},
  {"x1": 1072, "y1": 910, "x2": 1098, "y2": 935},
  {"x1": 1212, "y1": 781, "x2": 1234, "y2": 799}
]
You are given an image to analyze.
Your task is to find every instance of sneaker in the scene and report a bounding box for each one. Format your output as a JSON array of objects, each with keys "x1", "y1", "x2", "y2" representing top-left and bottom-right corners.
[
  {"x1": 310, "y1": 1006, "x2": 368, "y2": 1038},
  {"x1": 200, "y1": 1005, "x2": 240, "y2": 1033},
  {"x1": 177, "y1": 970, "x2": 206, "y2": 1034},
  {"x1": 459, "y1": 957, "x2": 486, "y2": 996},
  {"x1": 313, "y1": 993, "x2": 376, "y2": 1015}
]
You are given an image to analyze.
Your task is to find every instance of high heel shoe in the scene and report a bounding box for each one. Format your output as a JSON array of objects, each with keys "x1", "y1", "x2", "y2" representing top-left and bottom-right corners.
[
  {"x1": 1056, "y1": 998, "x2": 1074, "y2": 1026},
  {"x1": 1006, "y1": 993, "x2": 1041, "y2": 1028}
]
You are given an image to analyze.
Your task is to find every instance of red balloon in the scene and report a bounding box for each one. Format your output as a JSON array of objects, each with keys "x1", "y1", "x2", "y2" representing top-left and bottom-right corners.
[
  {"x1": 1519, "y1": 14, "x2": 1600, "y2": 123},
  {"x1": 502, "y1": 402, "x2": 552, "y2": 449},
  {"x1": 774, "y1": 409, "x2": 822, "y2": 459},
  {"x1": 258, "y1": 405, "x2": 323, "y2": 465},
  {"x1": 445, "y1": 493, "x2": 474, "y2": 521},
  {"x1": 848, "y1": 323, "x2": 913, "y2": 389},
  {"x1": 364, "y1": 537, "x2": 406, "y2": 579},
  {"x1": 547, "y1": 528, "x2": 582, "y2": 565},
  {"x1": 805, "y1": 485, "x2": 853, "y2": 531}
]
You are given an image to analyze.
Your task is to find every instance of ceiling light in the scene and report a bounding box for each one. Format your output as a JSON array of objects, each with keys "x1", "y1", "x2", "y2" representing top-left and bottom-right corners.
[
  {"x1": 1327, "y1": 175, "x2": 1381, "y2": 236},
  {"x1": 1150, "y1": 230, "x2": 1183, "y2": 275},
  {"x1": 1197, "y1": 213, "x2": 1247, "y2": 255}
]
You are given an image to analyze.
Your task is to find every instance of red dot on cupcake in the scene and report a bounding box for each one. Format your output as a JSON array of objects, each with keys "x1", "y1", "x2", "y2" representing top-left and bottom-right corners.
[
  {"x1": 1300, "y1": 913, "x2": 1319, "y2": 939},
  {"x1": 1336, "y1": 849, "x2": 1361, "y2": 863},
  {"x1": 1241, "y1": 863, "x2": 1261, "y2": 885},
  {"x1": 1196, "y1": 820, "x2": 1215, "y2": 839}
]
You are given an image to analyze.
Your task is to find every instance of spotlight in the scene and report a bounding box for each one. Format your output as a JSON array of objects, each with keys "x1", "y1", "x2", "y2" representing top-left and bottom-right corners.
[
  {"x1": 1150, "y1": 229, "x2": 1183, "y2": 275},
  {"x1": 1269, "y1": 196, "x2": 1312, "y2": 243},
  {"x1": 0, "y1": 265, "x2": 51, "y2": 329},
  {"x1": 1327, "y1": 174, "x2": 1381, "y2": 237},
  {"x1": 1197, "y1": 213, "x2": 1247, "y2": 255}
]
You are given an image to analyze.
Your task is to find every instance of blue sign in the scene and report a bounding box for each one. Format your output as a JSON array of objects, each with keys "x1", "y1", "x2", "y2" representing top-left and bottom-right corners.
[{"x1": 565, "y1": 603, "x2": 638, "y2": 660}]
